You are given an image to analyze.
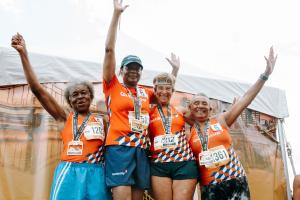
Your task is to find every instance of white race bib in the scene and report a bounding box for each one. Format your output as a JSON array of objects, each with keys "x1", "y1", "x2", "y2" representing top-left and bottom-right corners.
[
  {"x1": 84, "y1": 122, "x2": 105, "y2": 140},
  {"x1": 67, "y1": 140, "x2": 83, "y2": 156},
  {"x1": 199, "y1": 145, "x2": 230, "y2": 168},
  {"x1": 154, "y1": 134, "x2": 179, "y2": 151}
]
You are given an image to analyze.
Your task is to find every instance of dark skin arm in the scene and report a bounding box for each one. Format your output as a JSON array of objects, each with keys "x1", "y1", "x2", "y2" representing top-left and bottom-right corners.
[
  {"x1": 11, "y1": 33, "x2": 66, "y2": 122},
  {"x1": 102, "y1": 0, "x2": 128, "y2": 84}
]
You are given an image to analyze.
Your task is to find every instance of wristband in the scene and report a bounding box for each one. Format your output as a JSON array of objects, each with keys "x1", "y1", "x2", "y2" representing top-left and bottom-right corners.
[{"x1": 259, "y1": 73, "x2": 269, "y2": 81}]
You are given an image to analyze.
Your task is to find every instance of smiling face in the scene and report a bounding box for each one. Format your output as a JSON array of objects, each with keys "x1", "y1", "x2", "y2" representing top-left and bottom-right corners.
[
  {"x1": 121, "y1": 63, "x2": 142, "y2": 87},
  {"x1": 189, "y1": 95, "x2": 211, "y2": 122},
  {"x1": 68, "y1": 84, "x2": 92, "y2": 114},
  {"x1": 155, "y1": 84, "x2": 174, "y2": 106}
]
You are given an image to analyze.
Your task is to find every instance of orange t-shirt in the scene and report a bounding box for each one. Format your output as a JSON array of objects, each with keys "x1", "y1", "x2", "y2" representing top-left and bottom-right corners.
[
  {"x1": 148, "y1": 105, "x2": 194, "y2": 162},
  {"x1": 103, "y1": 75, "x2": 154, "y2": 149},
  {"x1": 189, "y1": 117, "x2": 246, "y2": 186},
  {"x1": 60, "y1": 112, "x2": 105, "y2": 164}
]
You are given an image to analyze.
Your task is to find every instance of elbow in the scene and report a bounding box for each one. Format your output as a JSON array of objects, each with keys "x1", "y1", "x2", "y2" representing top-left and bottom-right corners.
[
  {"x1": 30, "y1": 85, "x2": 43, "y2": 98},
  {"x1": 105, "y1": 46, "x2": 115, "y2": 54}
]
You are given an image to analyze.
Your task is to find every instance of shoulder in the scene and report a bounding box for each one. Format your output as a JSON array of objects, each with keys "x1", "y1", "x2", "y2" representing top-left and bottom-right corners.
[
  {"x1": 210, "y1": 114, "x2": 229, "y2": 129},
  {"x1": 103, "y1": 75, "x2": 121, "y2": 92},
  {"x1": 142, "y1": 86, "x2": 154, "y2": 96}
]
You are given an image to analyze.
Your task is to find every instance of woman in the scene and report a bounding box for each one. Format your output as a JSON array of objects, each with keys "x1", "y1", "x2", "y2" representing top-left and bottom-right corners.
[
  {"x1": 188, "y1": 47, "x2": 277, "y2": 200},
  {"x1": 11, "y1": 33, "x2": 111, "y2": 200},
  {"x1": 102, "y1": 1, "x2": 178, "y2": 199},
  {"x1": 148, "y1": 72, "x2": 199, "y2": 200}
]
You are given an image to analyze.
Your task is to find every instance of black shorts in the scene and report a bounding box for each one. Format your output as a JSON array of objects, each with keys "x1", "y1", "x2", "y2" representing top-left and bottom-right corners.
[
  {"x1": 201, "y1": 176, "x2": 250, "y2": 200},
  {"x1": 150, "y1": 161, "x2": 199, "y2": 180}
]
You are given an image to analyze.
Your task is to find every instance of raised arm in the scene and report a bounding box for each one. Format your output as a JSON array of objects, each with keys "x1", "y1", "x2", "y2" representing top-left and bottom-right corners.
[
  {"x1": 223, "y1": 46, "x2": 277, "y2": 127},
  {"x1": 102, "y1": 0, "x2": 128, "y2": 83},
  {"x1": 11, "y1": 33, "x2": 66, "y2": 122},
  {"x1": 166, "y1": 53, "x2": 180, "y2": 78}
]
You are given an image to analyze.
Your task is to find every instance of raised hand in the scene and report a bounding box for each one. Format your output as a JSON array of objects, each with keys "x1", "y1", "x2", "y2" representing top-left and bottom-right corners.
[
  {"x1": 264, "y1": 46, "x2": 277, "y2": 76},
  {"x1": 11, "y1": 33, "x2": 27, "y2": 55},
  {"x1": 166, "y1": 52, "x2": 180, "y2": 71},
  {"x1": 114, "y1": 0, "x2": 129, "y2": 14}
]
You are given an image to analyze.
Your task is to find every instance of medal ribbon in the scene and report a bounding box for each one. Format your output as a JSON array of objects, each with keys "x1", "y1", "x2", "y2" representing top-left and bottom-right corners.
[
  {"x1": 125, "y1": 86, "x2": 141, "y2": 119},
  {"x1": 194, "y1": 120, "x2": 210, "y2": 151},
  {"x1": 72, "y1": 112, "x2": 91, "y2": 140},
  {"x1": 157, "y1": 104, "x2": 172, "y2": 134}
]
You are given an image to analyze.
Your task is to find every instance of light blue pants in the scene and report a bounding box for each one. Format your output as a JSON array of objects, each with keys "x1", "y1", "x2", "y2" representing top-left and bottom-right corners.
[{"x1": 50, "y1": 161, "x2": 112, "y2": 200}]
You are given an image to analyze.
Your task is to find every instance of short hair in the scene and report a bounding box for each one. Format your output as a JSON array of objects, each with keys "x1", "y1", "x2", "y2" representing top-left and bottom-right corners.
[
  {"x1": 64, "y1": 81, "x2": 94, "y2": 107},
  {"x1": 189, "y1": 92, "x2": 209, "y2": 105},
  {"x1": 153, "y1": 73, "x2": 176, "y2": 88},
  {"x1": 192, "y1": 92, "x2": 209, "y2": 99}
]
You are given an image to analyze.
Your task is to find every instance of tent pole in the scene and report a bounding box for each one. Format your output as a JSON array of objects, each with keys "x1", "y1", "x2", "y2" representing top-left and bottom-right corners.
[
  {"x1": 286, "y1": 142, "x2": 297, "y2": 177},
  {"x1": 278, "y1": 119, "x2": 292, "y2": 200}
]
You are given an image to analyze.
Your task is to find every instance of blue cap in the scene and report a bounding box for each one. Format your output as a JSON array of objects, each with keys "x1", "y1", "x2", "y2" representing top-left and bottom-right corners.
[{"x1": 121, "y1": 55, "x2": 143, "y2": 69}]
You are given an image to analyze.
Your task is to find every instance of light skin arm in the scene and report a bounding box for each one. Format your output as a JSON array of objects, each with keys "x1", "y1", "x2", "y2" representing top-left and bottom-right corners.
[
  {"x1": 223, "y1": 46, "x2": 277, "y2": 127},
  {"x1": 11, "y1": 33, "x2": 66, "y2": 122},
  {"x1": 166, "y1": 52, "x2": 180, "y2": 78},
  {"x1": 102, "y1": 0, "x2": 128, "y2": 83}
]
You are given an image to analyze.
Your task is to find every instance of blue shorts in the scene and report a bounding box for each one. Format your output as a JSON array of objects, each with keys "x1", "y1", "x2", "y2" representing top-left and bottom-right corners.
[
  {"x1": 105, "y1": 145, "x2": 150, "y2": 190},
  {"x1": 50, "y1": 161, "x2": 112, "y2": 200}
]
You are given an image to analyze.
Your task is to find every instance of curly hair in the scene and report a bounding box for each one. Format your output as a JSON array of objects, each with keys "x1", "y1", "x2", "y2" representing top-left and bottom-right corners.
[{"x1": 64, "y1": 81, "x2": 94, "y2": 107}]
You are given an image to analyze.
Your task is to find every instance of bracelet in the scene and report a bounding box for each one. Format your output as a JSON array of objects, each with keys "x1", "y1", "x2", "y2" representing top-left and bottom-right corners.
[{"x1": 259, "y1": 73, "x2": 269, "y2": 81}]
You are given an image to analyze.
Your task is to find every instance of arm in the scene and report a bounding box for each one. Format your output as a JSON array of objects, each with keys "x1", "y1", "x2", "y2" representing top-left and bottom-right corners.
[
  {"x1": 223, "y1": 46, "x2": 277, "y2": 127},
  {"x1": 102, "y1": 0, "x2": 128, "y2": 83},
  {"x1": 166, "y1": 52, "x2": 180, "y2": 78},
  {"x1": 11, "y1": 33, "x2": 66, "y2": 122}
]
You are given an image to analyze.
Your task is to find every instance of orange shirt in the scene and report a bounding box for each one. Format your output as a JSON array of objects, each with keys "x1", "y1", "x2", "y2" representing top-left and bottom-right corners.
[
  {"x1": 189, "y1": 117, "x2": 246, "y2": 186},
  {"x1": 149, "y1": 105, "x2": 194, "y2": 162},
  {"x1": 60, "y1": 112, "x2": 105, "y2": 164},
  {"x1": 103, "y1": 75, "x2": 154, "y2": 149}
]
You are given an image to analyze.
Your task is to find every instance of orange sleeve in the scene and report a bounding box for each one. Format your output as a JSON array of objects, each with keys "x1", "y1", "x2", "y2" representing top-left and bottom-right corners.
[
  {"x1": 103, "y1": 75, "x2": 119, "y2": 95},
  {"x1": 145, "y1": 88, "x2": 156, "y2": 103}
]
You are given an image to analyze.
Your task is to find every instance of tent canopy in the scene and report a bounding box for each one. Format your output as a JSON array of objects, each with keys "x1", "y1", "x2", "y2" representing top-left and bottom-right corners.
[{"x1": 0, "y1": 47, "x2": 288, "y2": 118}]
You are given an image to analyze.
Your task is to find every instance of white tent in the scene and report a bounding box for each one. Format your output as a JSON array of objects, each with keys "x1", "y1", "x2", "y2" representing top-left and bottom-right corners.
[
  {"x1": 0, "y1": 45, "x2": 292, "y2": 199},
  {"x1": 0, "y1": 46, "x2": 288, "y2": 119}
]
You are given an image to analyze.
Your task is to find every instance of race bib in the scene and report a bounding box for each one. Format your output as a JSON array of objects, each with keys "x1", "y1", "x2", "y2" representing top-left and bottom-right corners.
[
  {"x1": 67, "y1": 140, "x2": 83, "y2": 156},
  {"x1": 154, "y1": 134, "x2": 179, "y2": 151},
  {"x1": 199, "y1": 145, "x2": 230, "y2": 168},
  {"x1": 84, "y1": 122, "x2": 105, "y2": 140}
]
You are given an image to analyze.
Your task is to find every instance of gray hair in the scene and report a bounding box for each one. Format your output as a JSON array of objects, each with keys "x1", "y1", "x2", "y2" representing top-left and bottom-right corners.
[
  {"x1": 64, "y1": 81, "x2": 94, "y2": 107},
  {"x1": 189, "y1": 92, "x2": 209, "y2": 105}
]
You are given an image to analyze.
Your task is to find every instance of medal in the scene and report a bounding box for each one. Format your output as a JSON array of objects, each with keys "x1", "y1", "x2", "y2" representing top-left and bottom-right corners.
[
  {"x1": 67, "y1": 112, "x2": 91, "y2": 156},
  {"x1": 67, "y1": 140, "x2": 83, "y2": 155}
]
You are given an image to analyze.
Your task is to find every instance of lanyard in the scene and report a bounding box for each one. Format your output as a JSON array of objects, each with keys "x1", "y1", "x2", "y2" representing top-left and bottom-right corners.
[
  {"x1": 124, "y1": 86, "x2": 141, "y2": 119},
  {"x1": 194, "y1": 120, "x2": 210, "y2": 151},
  {"x1": 72, "y1": 112, "x2": 91, "y2": 141},
  {"x1": 157, "y1": 104, "x2": 172, "y2": 134}
]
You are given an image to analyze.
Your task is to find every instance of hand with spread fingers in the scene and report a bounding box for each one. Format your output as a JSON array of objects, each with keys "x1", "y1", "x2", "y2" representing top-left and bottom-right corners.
[
  {"x1": 263, "y1": 46, "x2": 277, "y2": 76},
  {"x1": 114, "y1": 0, "x2": 129, "y2": 14},
  {"x1": 166, "y1": 52, "x2": 180, "y2": 77}
]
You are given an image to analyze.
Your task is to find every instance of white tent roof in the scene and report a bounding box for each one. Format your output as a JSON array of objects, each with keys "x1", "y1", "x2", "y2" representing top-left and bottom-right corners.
[{"x1": 0, "y1": 47, "x2": 288, "y2": 118}]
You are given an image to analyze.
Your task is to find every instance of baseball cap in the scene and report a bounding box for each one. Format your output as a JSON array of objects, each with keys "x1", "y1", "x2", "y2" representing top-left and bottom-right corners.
[{"x1": 121, "y1": 55, "x2": 143, "y2": 70}]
